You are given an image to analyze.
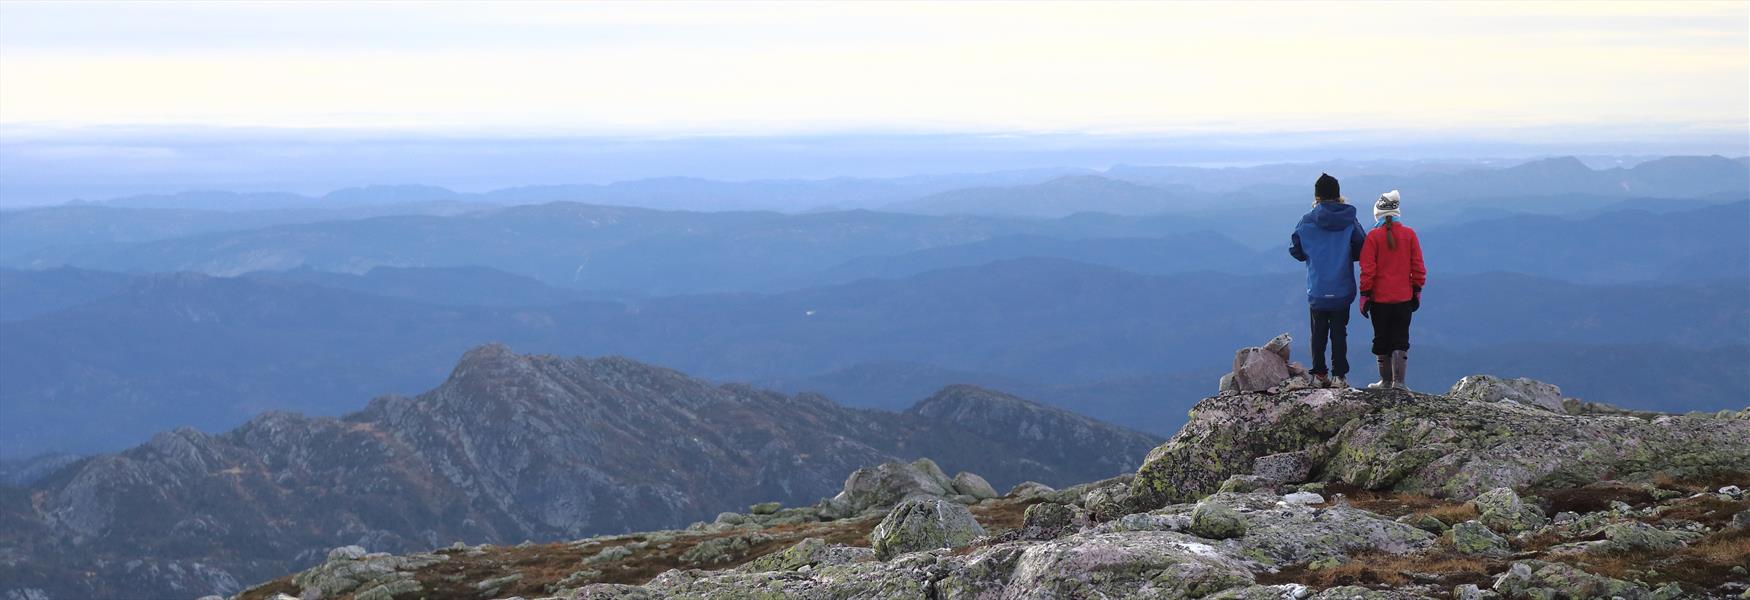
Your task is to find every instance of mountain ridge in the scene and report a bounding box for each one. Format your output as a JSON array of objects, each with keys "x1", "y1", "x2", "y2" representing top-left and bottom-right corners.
[{"x1": 0, "y1": 345, "x2": 1161, "y2": 600}]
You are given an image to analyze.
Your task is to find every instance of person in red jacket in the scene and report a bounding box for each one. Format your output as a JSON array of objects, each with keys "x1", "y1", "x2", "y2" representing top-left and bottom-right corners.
[{"x1": 1358, "y1": 190, "x2": 1425, "y2": 390}]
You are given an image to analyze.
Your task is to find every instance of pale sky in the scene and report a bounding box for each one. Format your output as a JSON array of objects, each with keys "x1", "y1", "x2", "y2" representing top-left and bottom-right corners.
[{"x1": 1, "y1": 1, "x2": 1746, "y2": 139}]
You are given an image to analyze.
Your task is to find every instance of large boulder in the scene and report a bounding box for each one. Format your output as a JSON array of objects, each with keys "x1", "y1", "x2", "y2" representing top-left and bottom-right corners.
[
  {"x1": 869, "y1": 496, "x2": 986, "y2": 560},
  {"x1": 1232, "y1": 347, "x2": 1293, "y2": 392},
  {"x1": 951, "y1": 471, "x2": 998, "y2": 499},
  {"x1": 819, "y1": 459, "x2": 954, "y2": 518},
  {"x1": 1448, "y1": 375, "x2": 1567, "y2": 413},
  {"x1": 1131, "y1": 384, "x2": 1750, "y2": 510}
]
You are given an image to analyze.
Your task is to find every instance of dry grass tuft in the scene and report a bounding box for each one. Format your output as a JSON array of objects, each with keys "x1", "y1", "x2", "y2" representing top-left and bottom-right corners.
[
  {"x1": 1260, "y1": 550, "x2": 1492, "y2": 589},
  {"x1": 1423, "y1": 503, "x2": 1481, "y2": 525}
]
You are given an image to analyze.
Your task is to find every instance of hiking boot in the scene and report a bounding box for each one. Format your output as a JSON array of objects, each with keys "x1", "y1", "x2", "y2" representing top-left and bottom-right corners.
[
  {"x1": 1331, "y1": 375, "x2": 1350, "y2": 389},
  {"x1": 1367, "y1": 355, "x2": 1393, "y2": 389},
  {"x1": 1312, "y1": 373, "x2": 1332, "y2": 388},
  {"x1": 1391, "y1": 351, "x2": 1409, "y2": 390}
]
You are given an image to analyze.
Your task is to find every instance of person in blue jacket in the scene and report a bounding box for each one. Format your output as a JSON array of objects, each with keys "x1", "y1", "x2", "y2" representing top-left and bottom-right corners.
[{"x1": 1289, "y1": 173, "x2": 1366, "y2": 388}]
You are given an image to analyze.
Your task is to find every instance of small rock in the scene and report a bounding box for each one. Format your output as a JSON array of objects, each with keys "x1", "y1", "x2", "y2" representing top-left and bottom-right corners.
[
  {"x1": 1190, "y1": 501, "x2": 1247, "y2": 539},
  {"x1": 326, "y1": 545, "x2": 367, "y2": 561},
  {"x1": 1396, "y1": 513, "x2": 1445, "y2": 533},
  {"x1": 1282, "y1": 491, "x2": 1324, "y2": 505},
  {"x1": 1264, "y1": 333, "x2": 1292, "y2": 360},
  {"x1": 1452, "y1": 584, "x2": 1498, "y2": 600},
  {"x1": 1219, "y1": 372, "x2": 1238, "y2": 393},
  {"x1": 713, "y1": 511, "x2": 747, "y2": 525},
  {"x1": 586, "y1": 545, "x2": 633, "y2": 564},
  {"x1": 1450, "y1": 521, "x2": 1509, "y2": 556},
  {"x1": 1720, "y1": 485, "x2": 1743, "y2": 498},
  {"x1": 1006, "y1": 481, "x2": 1055, "y2": 499},
  {"x1": 748, "y1": 502, "x2": 781, "y2": 515}
]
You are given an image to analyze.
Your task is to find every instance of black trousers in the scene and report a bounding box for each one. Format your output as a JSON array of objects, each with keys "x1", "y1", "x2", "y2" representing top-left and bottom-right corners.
[
  {"x1": 1370, "y1": 301, "x2": 1414, "y2": 355},
  {"x1": 1309, "y1": 308, "x2": 1351, "y2": 376}
]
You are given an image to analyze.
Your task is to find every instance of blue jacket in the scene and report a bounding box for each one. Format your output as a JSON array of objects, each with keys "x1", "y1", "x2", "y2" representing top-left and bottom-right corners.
[{"x1": 1289, "y1": 201, "x2": 1366, "y2": 311}]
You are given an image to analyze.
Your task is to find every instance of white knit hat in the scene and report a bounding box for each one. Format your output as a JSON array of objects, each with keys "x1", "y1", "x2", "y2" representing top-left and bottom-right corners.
[{"x1": 1374, "y1": 190, "x2": 1402, "y2": 222}]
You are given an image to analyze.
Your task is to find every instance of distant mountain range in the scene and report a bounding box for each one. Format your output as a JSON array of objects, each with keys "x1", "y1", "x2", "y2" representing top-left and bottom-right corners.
[
  {"x1": 3, "y1": 255, "x2": 1743, "y2": 457},
  {"x1": 5, "y1": 192, "x2": 1743, "y2": 293},
  {"x1": 0, "y1": 345, "x2": 1160, "y2": 600}
]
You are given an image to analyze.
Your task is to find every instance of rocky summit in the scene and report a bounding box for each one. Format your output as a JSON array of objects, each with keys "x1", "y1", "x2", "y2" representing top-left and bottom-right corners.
[
  {"x1": 0, "y1": 344, "x2": 1161, "y2": 600},
  {"x1": 231, "y1": 365, "x2": 1749, "y2": 600}
]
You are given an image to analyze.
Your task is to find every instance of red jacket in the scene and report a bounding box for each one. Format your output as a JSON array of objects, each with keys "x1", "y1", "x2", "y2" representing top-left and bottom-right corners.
[{"x1": 1359, "y1": 221, "x2": 1426, "y2": 304}]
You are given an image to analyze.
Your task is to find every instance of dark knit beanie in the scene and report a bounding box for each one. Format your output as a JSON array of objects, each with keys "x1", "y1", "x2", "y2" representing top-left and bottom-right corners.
[{"x1": 1315, "y1": 173, "x2": 1340, "y2": 201}]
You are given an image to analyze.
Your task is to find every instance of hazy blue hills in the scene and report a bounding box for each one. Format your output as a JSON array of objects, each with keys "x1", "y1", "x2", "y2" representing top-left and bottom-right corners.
[
  {"x1": 0, "y1": 267, "x2": 132, "y2": 320},
  {"x1": 884, "y1": 175, "x2": 1199, "y2": 217},
  {"x1": 3, "y1": 259, "x2": 1743, "y2": 457},
  {"x1": 240, "y1": 265, "x2": 626, "y2": 307},
  {"x1": 6, "y1": 198, "x2": 1741, "y2": 293},
  {"x1": 0, "y1": 202, "x2": 492, "y2": 263}
]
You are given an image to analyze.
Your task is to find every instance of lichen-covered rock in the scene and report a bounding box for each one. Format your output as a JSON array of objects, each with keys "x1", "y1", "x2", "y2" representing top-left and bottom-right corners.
[
  {"x1": 951, "y1": 471, "x2": 998, "y2": 499},
  {"x1": 1134, "y1": 384, "x2": 1750, "y2": 512},
  {"x1": 289, "y1": 549, "x2": 446, "y2": 600},
  {"x1": 1002, "y1": 531, "x2": 1256, "y2": 599},
  {"x1": 678, "y1": 532, "x2": 774, "y2": 566},
  {"x1": 1450, "y1": 520, "x2": 1509, "y2": 556},
  {"x1": 585, "y1": 544, "x2": 633, "y2": 564},
  {"x1": 1219, "y1": 474, "x2": 1277, "y2": 494},
  {"x1": 1311, "y1": 586, "x2": 1438, "y2": 599},
  {"x1": 868, "y1": 496, "x2": 985, "y2": 560},
  {"x1": 1191, "y1": 501, "x2": 1247, "y2": 539},
  {"x1": 1007, "y1": 481, "x2": 1055, "y2": 499},
  {"x1": 1207, "y1": 584, "x2": 1313, "y2": 599},
  {"x1": 1253, "y1": 451, "x2": 1314, "y2": 483},
  {"x1": 738, "y1": 537, "x2": 873, "y2": 572},
  {"x1": 1448, "y1": 375, "x2": 1567, "y2": 413},
  {"x1": 1131, "y1": 389, "x2": 1367, "y2": 510},
  {"x1": 748, "y1": 501, "x2": 781, "y2": 515},
  {"x1": 1597, "y1": 521, "x2": 1686, "y2": 553},
  {"x1": 1023, "y1": 502, "x2": 1087, "y2": 535},
  {"x1": 819, "y1": 459, "x2": 953, "y2": 518},
  {"x1": 1469, "y1": 488, "x2": 1546, "y2": 533},
  {"x1": 1491, "y1": 560, "x2": 1653, "y2": 600}
]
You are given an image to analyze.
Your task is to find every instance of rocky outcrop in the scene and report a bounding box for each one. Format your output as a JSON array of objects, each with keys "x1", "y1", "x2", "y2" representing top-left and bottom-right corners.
[
  {"x1": 1447, "y1": 374, "x2": 1569, "y2": 413},
  {"x1": 1131, "y1": 383, "x2": 1750, "y2": 510}
]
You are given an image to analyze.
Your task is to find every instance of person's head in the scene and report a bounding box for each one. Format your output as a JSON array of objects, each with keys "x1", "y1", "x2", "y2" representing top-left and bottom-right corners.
[
  {"x1": 1314, "y1": 173, "x2": 1342, "y2": 203},
  {"x1": 1375, "y1": 190, "x2": 1403, "y2": 248},
  {"x1": 1373, "y1": 190, "x2": 1402, "y2": 223}
]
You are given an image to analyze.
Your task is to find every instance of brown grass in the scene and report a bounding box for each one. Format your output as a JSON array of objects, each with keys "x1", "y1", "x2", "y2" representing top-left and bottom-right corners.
[
  {"x1": 235, "y1": 497, "x2": 1041, "y2": 600},
  {"x1": 1541, "y1": 525, "x2": 1750, "y2": 589},
  {"x1": 1258, "y1": 550, "x2": 1492, "y2": 589}
]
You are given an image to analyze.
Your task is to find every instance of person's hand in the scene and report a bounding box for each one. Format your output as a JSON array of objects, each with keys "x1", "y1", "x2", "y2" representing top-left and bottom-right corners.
[
  {"x1": 1359, "y1": 299, "x2": 1371, "y2": 319},
  {"x1": 1409, "y1": 287, "x2": 1421, "y2": 312}
]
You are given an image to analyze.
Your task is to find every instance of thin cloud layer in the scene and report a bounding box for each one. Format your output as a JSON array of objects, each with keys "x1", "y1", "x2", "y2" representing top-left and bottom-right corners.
[{"x1": 1, "y1": 1, "x2": 1744, "y2": 138}]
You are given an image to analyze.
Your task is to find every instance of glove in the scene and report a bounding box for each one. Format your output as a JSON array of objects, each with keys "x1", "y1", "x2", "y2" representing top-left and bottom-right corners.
[
  {"x1": 1409, "y1": 286, "x2": 1421, "y2": 312},
  {"x1": 1359, "y1": 298, "x2": 1371, "y2": 319}
]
